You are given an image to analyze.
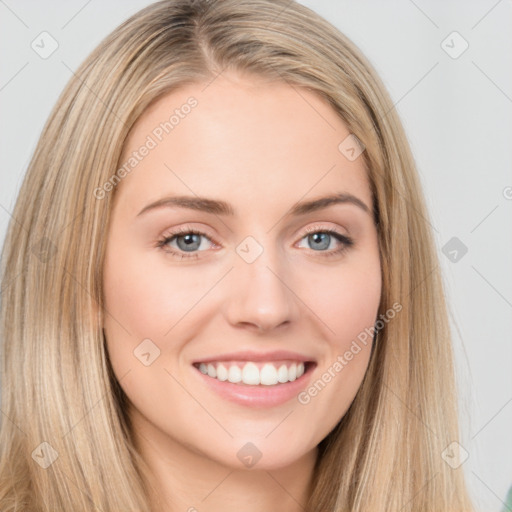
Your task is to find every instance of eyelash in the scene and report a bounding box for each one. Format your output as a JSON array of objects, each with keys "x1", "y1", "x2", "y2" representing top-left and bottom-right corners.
[{"x1": 156, "y1": 224, "x2": 354, "y2": 260}]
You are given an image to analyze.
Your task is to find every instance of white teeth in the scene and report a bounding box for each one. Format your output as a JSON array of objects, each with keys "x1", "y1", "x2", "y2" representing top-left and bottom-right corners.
[
  {"x1": 216, "y1": 363, "x2": 228, "y2": 381},
  {"x1": 277, "y1": 364, "x2": 288, "y2": 383},
  {"x1": 260, "y1": 363, "x2": 278, "y2": 385},
  {"x1": 228, "y1": 365, "x2": 242, "y2": 383},
  {"x1": 288, "y1": 363, "x2": 297, "y2": 382},
  {"x1": 207, "y1": 363, "x2": 216, "y2": 378},
  {"x1": 242, "y1": 362, "x2": 260, "y2": 385},
  {"x1": 196, "y1": 361, "x2": 307, "y2": 386}
]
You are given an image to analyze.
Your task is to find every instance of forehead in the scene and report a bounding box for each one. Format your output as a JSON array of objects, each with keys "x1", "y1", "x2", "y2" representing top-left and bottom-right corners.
[{"x1": 115, "y1": 73, "x2": 372, "y2": 216}]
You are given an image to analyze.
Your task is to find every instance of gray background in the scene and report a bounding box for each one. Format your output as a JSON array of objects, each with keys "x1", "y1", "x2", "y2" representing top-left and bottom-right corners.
[{"x1": 1, "y1": 1, "x2": 511, "y2": 510}]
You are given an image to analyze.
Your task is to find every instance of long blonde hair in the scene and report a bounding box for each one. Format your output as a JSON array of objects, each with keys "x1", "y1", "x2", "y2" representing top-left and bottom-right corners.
[{"x1": 0, "y1": 0, "x2": 473, "y2": 510}]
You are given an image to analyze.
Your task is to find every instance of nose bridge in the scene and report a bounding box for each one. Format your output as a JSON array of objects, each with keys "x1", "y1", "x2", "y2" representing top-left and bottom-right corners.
[{"x1": 225, "y1": 232, "x2": 298, "y2": 331}]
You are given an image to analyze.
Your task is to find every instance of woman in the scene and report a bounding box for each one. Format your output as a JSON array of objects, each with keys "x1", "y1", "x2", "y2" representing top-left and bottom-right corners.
[{"x1": 0, "y1": 0, "x2": 474, "y2": 510}]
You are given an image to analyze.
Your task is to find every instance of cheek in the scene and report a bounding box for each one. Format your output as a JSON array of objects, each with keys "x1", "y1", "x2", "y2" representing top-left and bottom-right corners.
[
  {"x1": 298, "y1": 254, "x2": 381, "y2": 404},
  {"x1": 101, "y1": 247, "x2": 194, "y2": 420},
  {"x1": 102, "y1": 248, "x2": 202, "y2": 340},
  {"x1": 306, "y1": 258, "x2": 381, "y2": 348},
  {"x1": 293, "y1": 275, "x2": 380, "y2": 439}
]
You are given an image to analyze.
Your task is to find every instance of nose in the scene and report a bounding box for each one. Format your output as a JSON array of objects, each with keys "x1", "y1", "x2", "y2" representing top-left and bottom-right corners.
[{"x1": 224, "y1": 244, "x2": 299, "y2": 333}]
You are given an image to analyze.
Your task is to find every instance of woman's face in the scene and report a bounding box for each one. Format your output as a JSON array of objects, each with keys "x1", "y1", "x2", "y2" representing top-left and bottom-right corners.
[{"x1": 103, "y1": 72, "x2": 381, "y2": 471}]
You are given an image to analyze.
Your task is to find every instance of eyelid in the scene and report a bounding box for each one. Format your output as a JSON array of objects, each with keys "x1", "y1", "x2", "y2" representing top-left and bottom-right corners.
[
  {"x1": 298, "y1": 222, "x2": 349, "y2": 238},
  {"x1": 157, "y1": 221, "x2": 353, "y2": 260},
  {"x1": 159, "y1": 222, "x2": 348, "y2": 245},
  {"x1": 159, "y1": 224, "x2": 218, "y2": 243}
]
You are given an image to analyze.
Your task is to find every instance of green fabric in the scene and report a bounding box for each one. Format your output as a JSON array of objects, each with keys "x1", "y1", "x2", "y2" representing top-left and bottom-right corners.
[{"x1": 501, "y1": 485, "x2": 512, "y2": 512}]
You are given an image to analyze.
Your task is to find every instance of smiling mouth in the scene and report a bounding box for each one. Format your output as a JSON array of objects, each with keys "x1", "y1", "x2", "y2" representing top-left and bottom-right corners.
[{"x1": 192, "y1": 360, "x2": 316, "y2": 386}]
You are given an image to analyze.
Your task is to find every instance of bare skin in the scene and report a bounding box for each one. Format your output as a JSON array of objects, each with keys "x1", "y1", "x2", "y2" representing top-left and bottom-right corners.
[{"x1": 102, "y1": 72, "x2": 381, "y2": 512}]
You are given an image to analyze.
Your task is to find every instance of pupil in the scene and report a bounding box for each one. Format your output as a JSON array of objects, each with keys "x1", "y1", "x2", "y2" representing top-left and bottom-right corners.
[
  {"x1": 179, "y1": 233, "x2": 200, "y2": 251},
  {"x1": 311, "y1": 233, "x2": 329, "y2": 250}
]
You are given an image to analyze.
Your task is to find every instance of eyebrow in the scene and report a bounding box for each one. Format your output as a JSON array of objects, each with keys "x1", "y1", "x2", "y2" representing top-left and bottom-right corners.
[{"x1": 136, "y1": 192, "x2": 371, "y2": 218}]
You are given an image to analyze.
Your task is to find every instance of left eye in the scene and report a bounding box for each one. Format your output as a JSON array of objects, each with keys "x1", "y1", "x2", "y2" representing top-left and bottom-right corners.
[{"x1": 158, "y1": 229, "x2": 213, "y2": 257}]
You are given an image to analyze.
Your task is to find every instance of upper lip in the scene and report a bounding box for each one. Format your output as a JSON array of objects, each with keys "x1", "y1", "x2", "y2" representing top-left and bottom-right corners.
[{"x1": 192, "y1": 350, "x2": 316, "y2": 364}]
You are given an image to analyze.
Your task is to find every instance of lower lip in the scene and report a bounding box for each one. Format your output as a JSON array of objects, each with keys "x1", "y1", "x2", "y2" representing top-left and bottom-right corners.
[{"x1": 192, "y1": 363, "x2": 316, "y2": 408}]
